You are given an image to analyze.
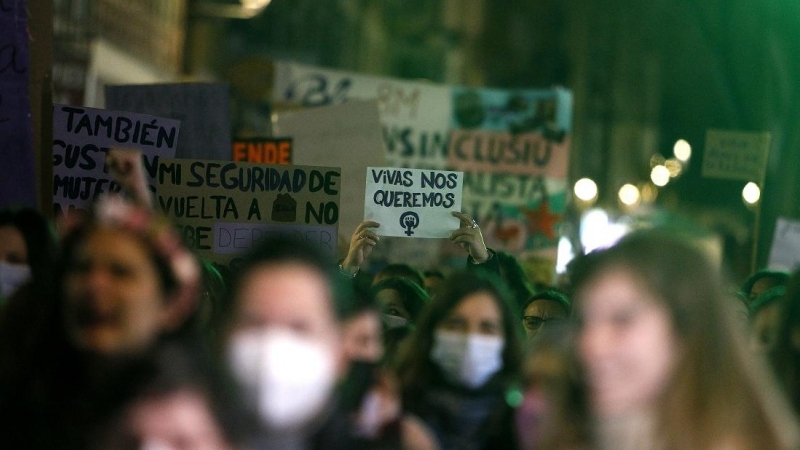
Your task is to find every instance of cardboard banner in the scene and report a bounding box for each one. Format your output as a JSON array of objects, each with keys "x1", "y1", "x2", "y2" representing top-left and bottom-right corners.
[
  {"x1": 768, "y1": 217, "x2": 800, "y2": 272},
  {"x1": 447, "y1": 129, "x2": 570, "y2": 177},
  {"x1": 364, "y1": 167, "x2": 463, "y2": 238},
  {"x1": 52, "y1": 105, "x2": 180, "y2": 216},
  {"x1": 233, "y1": 137, "x2": 292, "y2": 164},
  {"x1": 273, "y1": 61, "x2": 452, "y2": 169},
  {"x1": 451, "y1": 87, "x2": 573, "y2": 254},
  {"x1": 155, "y1": 158, "x2": 340, "y2": 265},
  {"x1": 702, "y1": 129, "x2": 771, "y2": 182},
  {"x1": 271, "y1": 100, "x2": 386, "y2": 255},
  {"x1": 105, "y1": 83, "x2": 231, "y2": 160},
  {"x1": 0, "y1": 0, "x2": 35, "y2": 208}
]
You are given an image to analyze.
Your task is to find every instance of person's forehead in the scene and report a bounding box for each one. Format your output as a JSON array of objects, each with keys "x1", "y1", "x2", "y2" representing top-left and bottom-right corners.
[
  {"x1": 238, "y1": 264, "x2": 333, "y2": 315},
  {"x1": 525, "y1": 299, "x2": 566, "y2": 316}
]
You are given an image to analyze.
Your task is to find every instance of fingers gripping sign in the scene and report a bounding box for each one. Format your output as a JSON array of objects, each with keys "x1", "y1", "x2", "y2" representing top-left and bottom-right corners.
[
  {"x1": 106, "y1": 148, "x2": 152, "y2": 207},
  {"x1": 450, "y1": 211, "x2": 490, "y2": 263},
  {"x1": 342, "y1": 220, "x2": 381, "y2": 275}
]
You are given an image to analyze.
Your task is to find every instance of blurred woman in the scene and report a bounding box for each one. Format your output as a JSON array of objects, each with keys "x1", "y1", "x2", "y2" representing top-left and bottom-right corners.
[
  {"x1": 372, "y1": 277, "x2": 430, "y2": 330},
  {"x1": 396, "y1": 270, "x2": 523, "y2": 450},
  {"x1": 0, "y1": 196, "x2": 201, "y2": 449},
  {"x1": 0, "y1": 207, "x2": 58, "y2": 299},
  {"x1": 569, "y1": 232, "x2": 799, "y2": 450},
  {"x1": 769, "y1": 271, "x2": 800, "y2": 416}
]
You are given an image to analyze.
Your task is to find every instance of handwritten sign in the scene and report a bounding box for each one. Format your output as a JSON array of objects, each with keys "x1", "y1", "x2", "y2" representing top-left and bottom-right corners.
[
  {"x1": 52, "y1": 105, "x2": 180, "y2": 216},
  {"x1": 233, "y1": 137, "x2": 292, "y2": 165},
  {"x1": 155, "y1": 158, "x2": 340, "y2": 265},
  {"x1": 105, "y1": 83, "x2": 231, "y2": 160},
  {"x1": 364, "y1": 167, "x2": 463, "y2": 238},
  {"x1": 272, "y1": 100, "x2": 386, "y2": 255},
  {"x1": 447, "y1": 130, "x2": 570, "y2": 177},
  {"x1": 273, "y1": 61, "x2": 452, "y2": 169},
  {"x1": 0, "y1": 0, "x2": 35, "y2": 208},
  {"x1": 768, "y1": 217, "x2": 800, "y2": 272},
  {"x1": 702, "y1": 129, "x2": 771, "y2": 182}
]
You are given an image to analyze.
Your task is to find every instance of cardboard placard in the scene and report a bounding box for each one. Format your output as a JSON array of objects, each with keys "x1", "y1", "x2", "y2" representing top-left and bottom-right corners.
[
  {"x1": 273, "y1": 61, "x2": 452, "y2": 169},
  {"x1": 52, "y1": 105, "x2": 180, "y2": 216},
  {"x1": 768, "y1": 217, "x2": 800, "y2": 272},
  {"x1": 364, "y1": 167, "x2": 463, "y2": 238},
  {"x1": 232, "y1": 137, "x2": 292, "y2": 165},
  {"x1": 702, "y1": 129, "x2": 771, "y2": 182},
  {"x1": 271, "y1": 100, "x2": 386, "y2": 254},
  {"x1": 105, "y1": 83, "x2": 231, "y2": 160},
  {"x1": 155, "y1": 158, "x2": 340, "y2": 265}
]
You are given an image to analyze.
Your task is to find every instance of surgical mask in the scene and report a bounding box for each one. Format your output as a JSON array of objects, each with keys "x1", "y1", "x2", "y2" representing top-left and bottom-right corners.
[
  {"x1": 228, "y1": 328, "x2": 337, "y2": 430},
  {"x1": 430, "y1": 330, "x2": 505, "y2": 389},
  {"x1": 0, "y1": 261, "x2": 31, "y2": 299},
  {"x1": 382, "y1": 313, "x2": 408, "y2": 330}
]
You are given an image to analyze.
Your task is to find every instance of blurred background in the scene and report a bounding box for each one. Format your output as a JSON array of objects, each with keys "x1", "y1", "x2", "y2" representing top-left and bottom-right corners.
[{"x1": 50, "y1": 0, "x2": 800, "y2": 281}]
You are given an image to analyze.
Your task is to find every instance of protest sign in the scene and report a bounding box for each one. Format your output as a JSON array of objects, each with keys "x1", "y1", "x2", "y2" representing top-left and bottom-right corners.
[
  {"x1": 364, "y1": 167, "x2": 463, "y2": 238},
  {"x1": 768, "y1": 217, "x2": 800, "y2": 272},
  {"x1": 52, "y1": 105, "x2": 180, "y2": 216},
  {"x1": 0, "y1": 0, "x2": 35, "y2": 208},
  {"x1": 447, "y1": 130, "x2": 570, "y2": 177},
  {"x1": 451, "y1": 87, "x2": 573, "y2": 254},
  {"x1": 271, "y1": 100, "x2": 386, "y2": 254},
  {"x1": 155, "y1": 158, "x2": 340, "y2": 266},
  {"x1": 104, "y1": 83, "x2": 231, "y2": 160},
  {"x1": 233, "y1": 137, "x2": 292, "y2": 165},
  {"x1": 273, "y1": 61, "x2": 452, "y2": 168},
  {"x1": 702, "y1": 129, "x2": 771, "y2": 182}
]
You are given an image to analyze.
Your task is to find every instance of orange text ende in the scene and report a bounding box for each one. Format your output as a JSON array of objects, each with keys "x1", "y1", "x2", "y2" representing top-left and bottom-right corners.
[{"x1": 233, "y1": 140, "x2": 291, "y2": 164}]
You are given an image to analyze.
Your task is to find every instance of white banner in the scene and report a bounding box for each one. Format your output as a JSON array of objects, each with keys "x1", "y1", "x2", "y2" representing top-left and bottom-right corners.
[{"x1": 273, "y1": 61, "x2": 452, "y2": 169}]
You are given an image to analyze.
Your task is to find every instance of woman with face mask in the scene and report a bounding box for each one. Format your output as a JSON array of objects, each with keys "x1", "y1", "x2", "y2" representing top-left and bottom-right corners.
[
  {"x1": 396, "y1": 270, "x2": 523, "y2": 450},
  {"x1": 0, "y1": 207, "x2": 58, "y2": 300},
  {"x1": 567, "y1": 232, "x2": 800, "y2": 450}
]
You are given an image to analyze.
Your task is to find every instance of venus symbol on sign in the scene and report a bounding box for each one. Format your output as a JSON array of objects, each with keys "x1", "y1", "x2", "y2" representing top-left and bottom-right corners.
[{"x1": 399, "y1": 211, "x2": 420, "y2": 236}]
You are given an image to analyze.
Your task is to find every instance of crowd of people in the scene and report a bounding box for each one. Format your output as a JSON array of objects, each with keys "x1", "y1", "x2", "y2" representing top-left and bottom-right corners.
[{"x1": 2, "y1": 196, "x2": 800, "y2": 450}]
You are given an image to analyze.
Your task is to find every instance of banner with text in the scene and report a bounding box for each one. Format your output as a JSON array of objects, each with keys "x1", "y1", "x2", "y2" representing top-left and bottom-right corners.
[
  {"x1": 233, "y1": 137, "x2": 292, "y2": 165},
  {"x1": 450, "y1": 87, "x2": 573, "y2": 254},
  {"x1": 0, "y1": 0, "x2": 35, "y2": 208},
  {"x1": 105, "y1": 83, "x2": 231, "y2": 160},
  {"x1": 52, "y1": 105, "x2": 180, "y2": 216},
  {"x1": 155, "y1": 158, "x2": 340, "y2": 265},
  {"x1": 273, "y1": 61, "x2": 452, "y2": 169},
  {"x1": 364, "y1": 167, "x2": 463, "y2": 238}
]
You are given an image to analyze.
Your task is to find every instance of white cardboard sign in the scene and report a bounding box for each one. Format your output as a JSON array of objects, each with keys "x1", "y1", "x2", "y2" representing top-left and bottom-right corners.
[{"x1": 364, "y1": 167, "x2": 463, "y2": 238}]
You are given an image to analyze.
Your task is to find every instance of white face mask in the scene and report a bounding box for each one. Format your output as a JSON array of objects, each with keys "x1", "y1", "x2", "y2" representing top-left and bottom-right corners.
[
  {"x1": 382, "y1": 313, "x2": 409, "y2": 329},
  {"x1": 228, "y1": 328, "x2": 337, "y2": 430},
  {"x1": 430, "y1": 330, "x2": 505, "y2": 389},
  {"x1": 0, "y1": 261, "x2": 31, "y2": 299}
]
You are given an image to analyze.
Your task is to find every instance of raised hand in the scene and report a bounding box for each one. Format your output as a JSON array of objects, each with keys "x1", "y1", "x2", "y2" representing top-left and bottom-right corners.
[{"x1": 449, "y1": 211, "x2": 490, "y2": 263}]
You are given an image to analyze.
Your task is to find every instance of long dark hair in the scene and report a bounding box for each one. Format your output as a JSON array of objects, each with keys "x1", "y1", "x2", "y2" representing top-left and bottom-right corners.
[{"x1": 396, "y1": 270, "x2": 523, "y2": 397}]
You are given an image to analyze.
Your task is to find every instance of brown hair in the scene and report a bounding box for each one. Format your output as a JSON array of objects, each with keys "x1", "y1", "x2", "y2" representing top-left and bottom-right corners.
[
  {"x1": 570, "y1": 231, "x2": 799, "y2": 449},
  {"x1": 396, "y1": 270, "x2": 523, "y2": 400}
]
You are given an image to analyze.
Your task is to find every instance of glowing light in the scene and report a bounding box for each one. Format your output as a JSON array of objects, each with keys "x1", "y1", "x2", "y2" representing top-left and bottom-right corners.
[
  {"x1": 618, "y1": 184, "x2": 641, "y2": 206},
  {"x1": 640, "y1": 183, "x2": 658, "y2": 203},
  {"x1": 580, "y1": 208, "x2": 630, "y2": 253},
  {"x1": 742, "y1": 182, "x2": 761, "y2": 204},
  {"x1": 649, "y1": 154, "x2": 666, "y2": 168},
  {"x1": 673, "y1": 139, "x2": 692, "y2": 162},
  {"x1": 556, "y1": 236, "x2": 575, "y2": 275},
  {"x1": 665, "y1": 158, "x2": 683, "y2": 177},
  {"x1": 650, "y1": 165, "x2": 670, "y2": 187},
  {"x1": 574, "y1": 178, "x2": 598, "y2": 202}
]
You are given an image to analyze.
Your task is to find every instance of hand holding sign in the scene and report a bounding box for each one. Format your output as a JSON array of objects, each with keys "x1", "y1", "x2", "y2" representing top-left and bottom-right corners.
[
  {"x1": 450, "y1": 211, "x2": 490, "y2": 264},
  {"x1": 342, "y1": 220, "x2": 381, "y2": 276},
  {"x1": 106, "y1": 148, "x2": 152, "y2": 207}
]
